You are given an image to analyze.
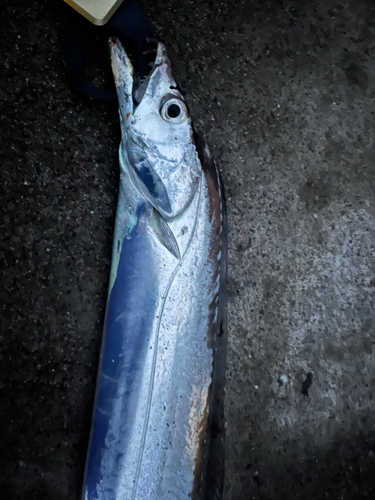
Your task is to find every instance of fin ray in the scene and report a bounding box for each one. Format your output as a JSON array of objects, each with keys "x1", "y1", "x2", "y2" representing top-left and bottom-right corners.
[{"x1": 150, "y1": 210, "x2": 180, "y2": 259}]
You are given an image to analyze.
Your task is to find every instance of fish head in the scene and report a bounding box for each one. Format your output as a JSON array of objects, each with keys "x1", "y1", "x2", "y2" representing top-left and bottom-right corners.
[{"x1": 109, "y1": 37, "x2": 201, "y2": 221}]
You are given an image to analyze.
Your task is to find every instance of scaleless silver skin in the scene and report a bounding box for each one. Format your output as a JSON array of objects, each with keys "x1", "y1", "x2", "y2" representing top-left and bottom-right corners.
[{"x1": 82, "y1": 38, "x2": 227, "y2": 500}]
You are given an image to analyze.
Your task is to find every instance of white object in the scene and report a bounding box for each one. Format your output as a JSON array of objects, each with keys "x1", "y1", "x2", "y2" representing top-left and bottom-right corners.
[{"x1": 64, "y1": 0, "x2": 124, "y2": 25}]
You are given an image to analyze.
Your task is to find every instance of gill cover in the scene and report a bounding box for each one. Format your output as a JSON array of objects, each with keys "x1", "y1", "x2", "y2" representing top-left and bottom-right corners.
[{"x1": 109, "y1": 37, "x2": 201, "y2": 220}]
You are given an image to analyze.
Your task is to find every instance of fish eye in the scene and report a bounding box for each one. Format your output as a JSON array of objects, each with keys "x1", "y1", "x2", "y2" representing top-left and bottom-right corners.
[
  {"x1": 160, "y1": 98, "x2": 188, "y2": 124},
  {"x1": 167, "y1": 104, "x2": 181, "y2": 118}
]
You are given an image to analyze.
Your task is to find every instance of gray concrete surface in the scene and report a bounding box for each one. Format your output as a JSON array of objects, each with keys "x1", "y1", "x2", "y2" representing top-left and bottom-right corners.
[{"x1": 1, "y1": 0, "x2": 375, "y2": 499}]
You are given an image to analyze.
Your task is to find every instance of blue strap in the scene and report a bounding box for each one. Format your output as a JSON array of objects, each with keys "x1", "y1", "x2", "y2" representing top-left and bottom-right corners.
[{"x1": 61, "y1": 0, "x2": 153, "y2": 100}]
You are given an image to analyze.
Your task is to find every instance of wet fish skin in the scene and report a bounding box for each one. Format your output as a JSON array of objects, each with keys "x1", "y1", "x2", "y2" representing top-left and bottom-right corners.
[{"x1": 82, "y1": 37, "x2": 227, "y2": 500}]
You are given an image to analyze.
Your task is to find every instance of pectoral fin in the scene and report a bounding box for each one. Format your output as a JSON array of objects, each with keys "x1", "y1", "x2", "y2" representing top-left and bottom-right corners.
[{"x1": 149, "y1": 209, "x2": 180, "y2": 260}]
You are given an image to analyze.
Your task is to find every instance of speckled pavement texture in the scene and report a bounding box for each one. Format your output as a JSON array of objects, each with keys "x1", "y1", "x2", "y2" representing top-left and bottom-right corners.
[{"x1": 1, "y1": 1, "x2": 375, "y2": 499}]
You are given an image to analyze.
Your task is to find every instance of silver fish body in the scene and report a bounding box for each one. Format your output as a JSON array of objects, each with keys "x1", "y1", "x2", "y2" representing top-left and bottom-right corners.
[{"x1": 82, "y1": 38, "x2": 227, "y2": 500}]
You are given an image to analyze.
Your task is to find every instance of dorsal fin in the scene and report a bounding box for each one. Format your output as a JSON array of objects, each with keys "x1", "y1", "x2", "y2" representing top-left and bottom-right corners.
[
  {"x1": 149, "y1": 209, "x2": 180, "y2": 259},
  {"x1": 193, "y1": 126, "x2": 219, "y2": 191}
]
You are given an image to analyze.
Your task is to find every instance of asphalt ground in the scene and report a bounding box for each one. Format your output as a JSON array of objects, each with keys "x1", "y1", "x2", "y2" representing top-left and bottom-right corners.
[{"x1": 1, "y1": 1, "x2": 375, "y2": 499}]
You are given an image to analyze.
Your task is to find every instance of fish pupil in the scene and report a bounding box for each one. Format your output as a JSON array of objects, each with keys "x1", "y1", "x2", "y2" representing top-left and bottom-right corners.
[{"x1": 167, "y1": 104, "x2": 181, "y2": 118}]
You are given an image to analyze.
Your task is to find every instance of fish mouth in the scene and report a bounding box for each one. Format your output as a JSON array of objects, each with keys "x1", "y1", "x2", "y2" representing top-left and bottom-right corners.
[{"x1": 109, "y1": 36, "x2": 169, "y2": 116}]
